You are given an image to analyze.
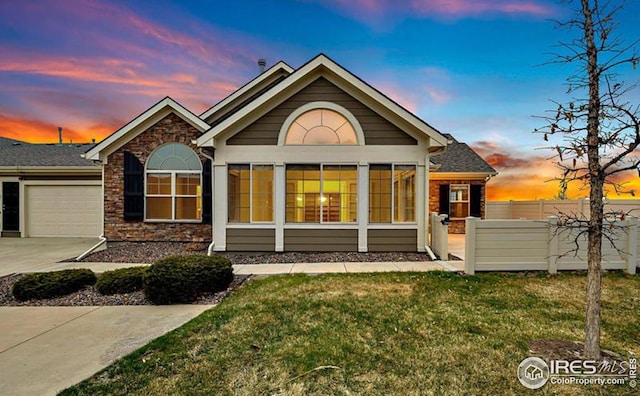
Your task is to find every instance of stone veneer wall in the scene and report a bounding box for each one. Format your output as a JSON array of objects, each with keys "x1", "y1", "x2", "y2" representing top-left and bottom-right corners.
[
  {"x1": 428, "y1": 179, "x2": 486, "y2": 234},
  {"x1": 104, "y1": 113, "x2": 211, "y2": 242}
]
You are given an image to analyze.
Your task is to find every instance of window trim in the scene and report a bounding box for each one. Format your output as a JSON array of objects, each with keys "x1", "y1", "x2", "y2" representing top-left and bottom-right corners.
[
  {"x1": 227, "y1": 163, "x2": 275, "y2": 224},
  {"x1": 369, "y1": 163, "x2": 417, "y2": 224},
  {"x1": 144, "y1": 143, "x2": 203, "y2": 223},
  {"x1": 285, "y1": 163, "x2": 359, "y2": 224},
  {"x1": 449, "y1": 184, "x2": 470, "y2": 220},
  {"x1": 278, "y1": 102, "x2": 365, "y2": 146}
]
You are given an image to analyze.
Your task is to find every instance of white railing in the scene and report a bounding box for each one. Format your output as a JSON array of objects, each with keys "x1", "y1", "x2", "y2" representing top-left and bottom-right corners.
[
  {"x1": 464, "y1": 216, "x2": 638, "y2": 275},
  {"x1": 486, "y1": 199, "x2": 640, "y2": 220},
  {"x1": 430, "y1": 212, "x2": 449, "y2": 260}
]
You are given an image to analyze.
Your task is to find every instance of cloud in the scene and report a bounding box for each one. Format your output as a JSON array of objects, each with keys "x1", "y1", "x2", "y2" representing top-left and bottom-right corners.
[
  {"x1": 307, "y1": 0, "x2": 555, "y2": 28},
  {"x1": 0, "y1": 114, "x2": 109, "y2": 143}
]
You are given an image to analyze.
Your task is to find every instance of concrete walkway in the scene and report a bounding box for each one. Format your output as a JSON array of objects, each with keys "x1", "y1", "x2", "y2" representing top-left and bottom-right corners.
[{"x1": 0, "y1": 305, "x2": 212, "y2": 396}]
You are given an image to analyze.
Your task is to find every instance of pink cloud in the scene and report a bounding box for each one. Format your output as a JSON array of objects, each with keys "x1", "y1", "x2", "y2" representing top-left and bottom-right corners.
[
  {"x1": 425, "y1": 87, "x2": 453, "y2": 104},
  {"x1": 375, "y1": 83, "x2": 419, "y2": 113},
  {"x1": 410, "y1": 0, "x2": 552, "y2": 17}
]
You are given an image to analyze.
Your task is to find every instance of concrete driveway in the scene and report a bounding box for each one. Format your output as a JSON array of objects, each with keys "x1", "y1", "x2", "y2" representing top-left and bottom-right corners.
[
  {"x1": 0, "y1": 238, "x2": 100, "y2": 276},
  {"x1": 0, "y1": 305, "x2": 212, "y2": 396}
]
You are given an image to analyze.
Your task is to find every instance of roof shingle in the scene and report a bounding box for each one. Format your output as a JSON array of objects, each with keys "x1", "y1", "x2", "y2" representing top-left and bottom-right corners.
[
  {"x1": 431, "y1": 134, "x2": 496, "y2": 174},
  {"x1": 0, "y1": 138, "x2": 97, "y2": 167}
]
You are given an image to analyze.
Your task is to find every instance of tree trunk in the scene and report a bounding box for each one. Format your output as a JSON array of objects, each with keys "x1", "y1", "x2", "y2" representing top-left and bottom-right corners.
[{"x1": 582, "y1": 0, "x2": 603, "y2": 360}]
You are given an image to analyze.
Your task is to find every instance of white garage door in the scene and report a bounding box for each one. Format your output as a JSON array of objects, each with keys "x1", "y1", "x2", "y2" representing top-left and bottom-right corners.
[{"x1": 26, "y1": 185, "x2": 102, "y2": 237}]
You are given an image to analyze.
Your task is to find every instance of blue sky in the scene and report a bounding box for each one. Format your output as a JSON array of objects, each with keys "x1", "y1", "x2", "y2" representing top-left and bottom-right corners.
[{"x1": 0, "y1": 0, "x2": 638, "y2": 199}]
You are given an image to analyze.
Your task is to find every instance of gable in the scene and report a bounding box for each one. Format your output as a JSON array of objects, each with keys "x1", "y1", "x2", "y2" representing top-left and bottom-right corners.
[{"x1": 227, "y1": 77, "x2": 417, "y2": 146}]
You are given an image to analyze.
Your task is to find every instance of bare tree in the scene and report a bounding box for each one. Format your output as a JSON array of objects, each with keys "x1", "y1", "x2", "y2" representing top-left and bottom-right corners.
[{"x1": 538, "y1": 0, "x2": 640, "y2": 359}]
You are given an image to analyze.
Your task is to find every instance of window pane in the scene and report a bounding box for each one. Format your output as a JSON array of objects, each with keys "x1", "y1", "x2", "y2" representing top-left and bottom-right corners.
[
  {"x1": 147, "y1": 173, "x2": 171, "y2": 195},
  {"x1": 176, "y1": 197, "x2": 200, "y2": 220},
  {"x1": 228, "y1": 165, "x2": 250, "y2": 222},
  {"x1": 176, "y1": 173, "x2": 200, "y2": 196},
  {"x1": 146, "y1": 197, "x2": 172, "y2": 219},
  {"x1": 147, "y1": 143, "x2": 202, "y2": 171},
  {"x1": 322, "y1": 165, "x2": 357, "y2": 223},
  {"x1": 252, "y1": 165, "x2": 273, "y2": 222},
  {"x1": 286, "y1": 165, "x2": 321, "y2": 223},
  {"x1": 451, "y1": 185, "x2": 469, "y2": 202},
  {"x1": 285, "y1": 109, "x2": 357, "y2": 145},
  {"x1": 394, "y1": 165, "x2": 416, "y2": 222},
  {"x1": 369, "y1": 165, "x2": 392, "y2": 223}
]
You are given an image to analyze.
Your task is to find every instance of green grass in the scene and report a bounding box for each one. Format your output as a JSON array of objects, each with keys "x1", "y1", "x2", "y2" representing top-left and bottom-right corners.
[{"x1": 61, "y1": 272, "x2": 640, "y2": 395}]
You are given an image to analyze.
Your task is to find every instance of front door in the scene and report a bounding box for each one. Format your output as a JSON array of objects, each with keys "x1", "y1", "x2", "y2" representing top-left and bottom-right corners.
[{"x1": 2, "y1": 182, "x2": 19, "y2": 232}]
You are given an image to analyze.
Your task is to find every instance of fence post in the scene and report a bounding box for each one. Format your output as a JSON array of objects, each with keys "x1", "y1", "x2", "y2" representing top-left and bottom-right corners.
[
  {"x1": 548, "y1": 216, "x2": 559, "y2": 274},
  {"x1": 464, "y1": 217, "x2": 477, "y2": 275},
  {"x1": 437, "y1": 214, "x2": 449, "y2": 259},
  {"x1": 539, "y1": 200, "x2": 544, "y2": 220},
  {"x1": 626, "y1": 217, "x2": 637, "y2": 275}
]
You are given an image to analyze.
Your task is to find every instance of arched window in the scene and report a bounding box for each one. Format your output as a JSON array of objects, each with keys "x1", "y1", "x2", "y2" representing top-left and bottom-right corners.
[
  {"x1": 279, "y1": 102, "x2": 364, "y2": 145},
  {"x1": 145, "y1": 143, "x2": 202, "y2": 221}
]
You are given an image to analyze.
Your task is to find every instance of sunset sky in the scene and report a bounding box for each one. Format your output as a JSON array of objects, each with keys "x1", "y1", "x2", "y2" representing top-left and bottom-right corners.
[{"x1": 0, "y1": 0, "x2": 639, "y2": 200}]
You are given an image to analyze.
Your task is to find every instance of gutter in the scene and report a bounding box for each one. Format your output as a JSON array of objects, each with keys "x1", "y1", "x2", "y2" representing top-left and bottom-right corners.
[{"x1": 75, "y1": 234, "x2": 107, "y2": 261}]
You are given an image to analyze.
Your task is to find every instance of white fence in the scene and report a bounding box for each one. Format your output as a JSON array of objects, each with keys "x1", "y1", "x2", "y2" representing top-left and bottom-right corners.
[
  {"x1": 430, "y1": 212, "x2": 449, "y2": 260},
  {"x1": 486, "y1": 199, "x2": 640, "y2": 220},
  {"x1": 464, "y1": 216, "x2": 638, "y2": 275}
]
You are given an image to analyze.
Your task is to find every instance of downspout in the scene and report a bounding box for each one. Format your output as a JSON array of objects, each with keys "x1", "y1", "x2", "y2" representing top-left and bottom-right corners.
[
  {"x1": 75, "y1": 234, "x2": 107, "y2": 261},
  {"x1": 199, "y1": 147, "x2": 215, "y2": 256}
]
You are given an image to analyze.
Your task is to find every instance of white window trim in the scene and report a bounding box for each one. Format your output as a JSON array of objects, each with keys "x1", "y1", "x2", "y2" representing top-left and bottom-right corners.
[
  {"x1": 285, "y1": 163, "x2": 359, "y2": 225},
  {"x1": 227, "y1": 163, "x2": 275, "y2": 224},
  {"x1": 145, "y1": 170, "x2": 202, "y2": 222},
  {"x1": 369, "y1": 163, "x2": 418, "y2": 225},
  {"x1": 277, "y1": 101, "x2": 365, "y2": 146},
  {"x1": 449, "y1": 184, "x2": 470, "y2": 220}
]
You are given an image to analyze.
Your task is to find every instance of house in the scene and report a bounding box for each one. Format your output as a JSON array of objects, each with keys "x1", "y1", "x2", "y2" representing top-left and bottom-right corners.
[
  {"x1": 429, "y1": 134, "x2": 497, "y2": 233},
  {"x1": 0, "y1": 137, "x2": 101, "y2": 237},
  {"x1": 3, "y1": 54, "x2": 495, "y2": 251}
]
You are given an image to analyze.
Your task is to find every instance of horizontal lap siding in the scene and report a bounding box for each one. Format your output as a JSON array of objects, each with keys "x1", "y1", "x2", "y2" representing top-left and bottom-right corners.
[
  {"x1": 226, "y1": 228, "x2": 275, "y2": 251},
  {"x1": 284, "y1": 229, "x2": 357, "y2": 251},
  {"x1": 368, "y1": 229, "x2": 417, "y2": 252},
  {"x1": 474, "y1": 223, "x2": 549, "y2": 271},
  {"x1": 227, "y1": 77, "x2": 417, "y2": 145}
]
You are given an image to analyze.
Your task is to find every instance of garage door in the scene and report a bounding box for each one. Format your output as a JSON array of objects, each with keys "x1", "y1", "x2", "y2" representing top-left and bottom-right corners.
[{"x1": 26, "y1": 185, "x2": 101, "y2": 237}]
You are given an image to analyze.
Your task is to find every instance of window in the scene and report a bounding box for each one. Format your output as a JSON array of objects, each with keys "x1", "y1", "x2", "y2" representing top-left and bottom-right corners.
[
  {"x1": 369, "y1": 164, "x2": 416, "y2": 223},
  {"x1": 449, "y1": 185, "x2": 469, "y2": 219},
  {"x1": 285, "y1": 108, "x2": 357, "y2": 145},
  {"x1": 228, "y1": 164, "x2": 274, "y2": 223},
  {"x1": 146, "y1": 143, "x2": 202, "y2": 221},
  {"x1": 286, "y1": 164, "x2": 357, "y2": 223}
]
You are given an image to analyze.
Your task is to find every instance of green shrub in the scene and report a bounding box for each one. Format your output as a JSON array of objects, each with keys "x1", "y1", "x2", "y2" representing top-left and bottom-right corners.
[
  {"x1": 143, "y1": 255, "x2": 234, "y2": 305},
  {"x1": 96, "y1": 266, "x2": 147, "y2": 295},
  {"x1": 12, "y1": 269, "x2": 97, "y2": 301}
]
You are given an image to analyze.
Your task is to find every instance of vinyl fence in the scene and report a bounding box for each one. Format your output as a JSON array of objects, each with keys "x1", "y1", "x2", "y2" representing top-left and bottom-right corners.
[
  {"x1": 464, "y1": 216, "x2": 638, "y2": 275},
  {"x1": 486, "y1": 199, "x2": 640, "y2": 220}
]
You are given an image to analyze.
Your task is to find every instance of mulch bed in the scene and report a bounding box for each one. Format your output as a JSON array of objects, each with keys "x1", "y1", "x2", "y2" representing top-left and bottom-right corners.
[
  {"x1": 76, "y1": 242, "x2": 437, "y2": 264},
  {"x1": 0, "y1": 274, "x2": 249, "y2": 307}
]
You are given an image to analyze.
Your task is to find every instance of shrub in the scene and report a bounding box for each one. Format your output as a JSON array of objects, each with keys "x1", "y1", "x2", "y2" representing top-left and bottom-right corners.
[
  {"x1": 12, "y1": 269, "x2": 97, "y2": 301},
  {"x1": 96, "y1": 266, "x2": 147, "y2": 295},
  {"x1": 143, "y1": 255, "x2": 234, "y2": 305}
]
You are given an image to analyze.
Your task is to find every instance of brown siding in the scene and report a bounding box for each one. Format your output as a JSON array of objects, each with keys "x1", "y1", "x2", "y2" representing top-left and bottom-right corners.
[
  {"x1": 227, "y1": 77, "x2": 417, "y2": 146},
  {"x1": 103, "y1": 113, "x2": 211, "y2": 242},
  {"x1": 429, "y1": 179, "x2": 487, "y2": 234},
  {"x1": 284, "y1": 228, "x2": 357, "y2": 251},
  {"x1": 226, "y1": 228, "x2": 275, "y2": 251},
  {"x1": 368, "y1": 229, "x2": 417, "y2": 252}
]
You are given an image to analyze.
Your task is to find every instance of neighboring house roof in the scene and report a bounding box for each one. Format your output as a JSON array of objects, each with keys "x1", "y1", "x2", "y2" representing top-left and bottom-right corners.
[
  {"x1": 0, "y1": 139, "x2": 97, "y2": 167},
  {"x1": 84, "y1": 97, "x2": 210, "y2": 161},
  {"x1": 431, "y1": 134, "x2": 497, "y2": 175},
  {"x1": 200, "y1": 61, "x2": 293, "y2": 124},
  {"x1": 196, "y1": 54, "x2": 449, "y2": 149}
]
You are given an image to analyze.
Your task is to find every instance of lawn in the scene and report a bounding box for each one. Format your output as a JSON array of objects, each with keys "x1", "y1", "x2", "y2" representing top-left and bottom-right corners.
[{"x1": 61, "y1": 272, "x2": 639, "y2": 395}]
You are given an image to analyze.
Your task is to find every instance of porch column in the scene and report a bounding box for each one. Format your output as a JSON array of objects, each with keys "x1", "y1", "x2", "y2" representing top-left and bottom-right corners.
[
  {"x1": 416, "y1": 163, "x2": 427, "y2": 252},
  {"x1": 275, "y1": 163, "x2": 285, "y2": 252},
  {"x1": 213, "y1": 164, "x2": 227, "y2": 251},
  {"x1": 358, "y1": 163, "x2": 368, "y2": 252}
]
